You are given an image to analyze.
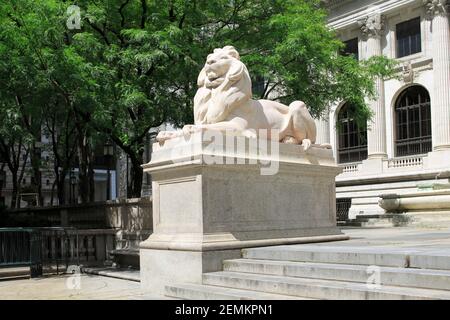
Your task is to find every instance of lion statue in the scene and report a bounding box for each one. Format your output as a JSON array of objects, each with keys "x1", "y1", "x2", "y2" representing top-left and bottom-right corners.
[{"x1": 157, "y1": 45, "x2": 317, "y2": 150}]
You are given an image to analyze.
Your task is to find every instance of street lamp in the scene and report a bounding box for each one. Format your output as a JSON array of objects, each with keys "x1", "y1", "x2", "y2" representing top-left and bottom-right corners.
[{"x1": 103, "y1": 139, "x2": 114, "y2": 201}]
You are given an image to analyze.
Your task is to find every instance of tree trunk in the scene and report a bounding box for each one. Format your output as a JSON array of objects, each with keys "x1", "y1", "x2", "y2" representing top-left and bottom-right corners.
[
  {"x1": 129, "y1": 162, "x2": 143, "y2": 198},
  {"x1": 50, "y1": 180, "x2": 56, "y2": 206},
  {"x1": 0, "y1": 163, "x2": 4, "y2": 206},
  {"x1": 88, "y1": 149, "x2": 95, "y2": 202},
  {"x1": 77, "y1": 134, "x2": 89, "y2": 204},
  {"x1": 10, "y1": 171, "x2": 18, "y2": 209},
  {"x1": 128, "y1": 147, "x2": 144, "y2": 198},
  {"x1": 57, "y1": 170, "x2": 66, "y2": 205},
  {"x1": 31, "y1": 146, "x2": 42, "y2": 206}
]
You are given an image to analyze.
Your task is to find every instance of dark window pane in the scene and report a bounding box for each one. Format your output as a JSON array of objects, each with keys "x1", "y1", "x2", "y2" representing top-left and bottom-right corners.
[
  {"x1": 396, "y1": 17, "x2": 421, "y2": 58},
  {"x1": 341, "y1": 38, "x2": 359, "y2": 60},
  {"x1": 337, "y1": 103, "x2": 368, "y2": 164}
]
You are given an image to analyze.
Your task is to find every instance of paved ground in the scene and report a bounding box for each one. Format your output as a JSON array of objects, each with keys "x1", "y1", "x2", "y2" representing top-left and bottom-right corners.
[
  {"x1": 338, "y1": 226, "x2": 450, "y2": 249},
  {"x1": 0, "y1": 273, "x2": 164, "y2": 300},
  {"x1": 1, "y1": 226, "x2": 449, "y2": 300}
]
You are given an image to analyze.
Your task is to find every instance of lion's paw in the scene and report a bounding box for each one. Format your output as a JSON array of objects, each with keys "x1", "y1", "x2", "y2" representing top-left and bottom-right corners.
[
  {"x1": 302, "y1": 139, "x2": 312, "y2": 151},
  {"x1": 282, "y1": 136, "x2": 299, "y2": 144},
  {"x1": 156, "y1": 131, "x2": 180, "y2": 144},
  {"x1": 182, "y1": 125, "x2": 203, "y2": 136}
]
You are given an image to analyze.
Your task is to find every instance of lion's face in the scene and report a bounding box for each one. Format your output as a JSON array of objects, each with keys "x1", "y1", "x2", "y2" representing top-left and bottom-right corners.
[
  {"x1": 204, "y1": 49, "x2": 236, "y2": 88},
  {"x1": 194, "y1": 46, "x2": 252, "y2": 124}
]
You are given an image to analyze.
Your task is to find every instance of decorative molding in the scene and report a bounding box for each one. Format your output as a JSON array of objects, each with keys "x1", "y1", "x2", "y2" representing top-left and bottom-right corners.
[
  {"x1": 321, "y1": 0, "x2": 353, "y2": 9},
  {"x1": 423, "y1": 0, "x2": 450, "y2": 18},
  {"x1": 327, "y1": 0, "x2": 417, "y2": 31},
  {"x1": 402, "y1": 61, "x2": 415, "y2": 83},
  {"x1": 358, "y1": 14, "x2": 387, "y2": 39}
]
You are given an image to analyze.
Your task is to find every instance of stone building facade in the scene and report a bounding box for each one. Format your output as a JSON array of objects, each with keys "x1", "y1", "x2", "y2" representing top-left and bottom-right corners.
[
  {"x1": 0, "y1": 137, "x2": 118, "y2": 208},
  {"x1": 319, "y1": 0, "x2": 450, "y2": 220}
]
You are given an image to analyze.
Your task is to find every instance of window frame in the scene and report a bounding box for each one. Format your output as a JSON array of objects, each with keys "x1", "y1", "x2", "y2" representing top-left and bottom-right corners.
[
  {"x1": 336, "y1": 103, "x2": 368, "y2": 164},
  {"x1": 394, "y1": 86, "x2": 432, "y2": 157}
]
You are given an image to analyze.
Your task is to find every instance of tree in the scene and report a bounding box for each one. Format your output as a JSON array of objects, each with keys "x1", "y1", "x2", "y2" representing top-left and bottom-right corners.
[
  {"x1": 1, "y1": 0, "x2": 396, "y2": 200},
  {"x1": 0, "y1": 102, "x2": 32, "y2": 208},
  {"x1": 0, "y1": 0, "x2": 99, "y2": 205}
]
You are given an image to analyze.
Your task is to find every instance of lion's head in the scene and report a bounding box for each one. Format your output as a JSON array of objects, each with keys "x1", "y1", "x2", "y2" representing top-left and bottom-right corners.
[{"x1": 194, "y1": 46, "x2": 252, "y2": 124}]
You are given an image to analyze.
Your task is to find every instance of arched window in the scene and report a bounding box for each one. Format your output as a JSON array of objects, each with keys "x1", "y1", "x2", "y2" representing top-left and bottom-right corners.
[
  {"x1": 337, "y1": 103, "x2": 368, "y2": 164},
  {"x1": 395, "y1": 86, "x2": 432, "y2": 156}
]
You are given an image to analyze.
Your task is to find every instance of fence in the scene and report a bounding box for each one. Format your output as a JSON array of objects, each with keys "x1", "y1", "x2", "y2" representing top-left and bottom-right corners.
[
  {"x1": 336, "y1": 198, "x2": 352, "y2": 222},
  {"x1": 0, "y1": 227, "x2": 115, "y2": 278},
  {"x1": 0, "y1": 228, "x2": 43, "y2": 277},
  {"x1": 1, "y1": 198, "x2": 152, "y2": 230}
]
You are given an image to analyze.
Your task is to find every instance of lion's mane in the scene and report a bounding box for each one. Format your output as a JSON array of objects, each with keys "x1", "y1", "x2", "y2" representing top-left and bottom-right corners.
[{"x1": 193, "y1": 46, "x2": 252, "y2": 124}]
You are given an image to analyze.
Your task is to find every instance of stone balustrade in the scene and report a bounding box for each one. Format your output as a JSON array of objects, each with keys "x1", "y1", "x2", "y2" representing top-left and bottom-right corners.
[
  {"x1": 1, "y1": 198, "x2": 153, "y2": 268},
  {"x1": 387, "y1": 156, "x2": 424, "y2": 169},
  {"x1": 339, "y1": 155, "x2": 426, "y2": 177},
  {"x1": 341, "y1": 163, "x2": 361, "y2": 173}
]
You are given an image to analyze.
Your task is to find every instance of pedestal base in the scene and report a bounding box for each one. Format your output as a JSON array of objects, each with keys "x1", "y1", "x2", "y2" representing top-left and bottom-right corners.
[{"x1": 140, "y1": 132, "x2": 347, "y2": 294}]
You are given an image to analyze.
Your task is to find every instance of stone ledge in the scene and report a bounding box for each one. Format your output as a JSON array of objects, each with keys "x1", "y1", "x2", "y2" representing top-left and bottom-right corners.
[{"x1": 140, "y1": 233, "x2": 349, "y2": 252}]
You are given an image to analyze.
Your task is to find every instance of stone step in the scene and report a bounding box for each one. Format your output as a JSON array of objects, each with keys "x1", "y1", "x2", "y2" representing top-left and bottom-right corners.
[
  {"x1": 165, "y1": 283, "x2": 309, "y2": 300},
  {"x1": 202, "y1": 271, "x2": 450, "y2": 300},
  {"x1": 242, "y1": 245, "x2": 450, "y2": 270},
  {"x1": 223, "y1": 259, "x2": 450, "y2": 291}
]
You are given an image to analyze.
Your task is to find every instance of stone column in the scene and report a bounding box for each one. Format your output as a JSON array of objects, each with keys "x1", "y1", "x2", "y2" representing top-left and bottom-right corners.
[
  {"x1": 315, "y1": 115, "x2": 330, "y2": 145},
  {"x1": 425, "y1": 0, "x2": 450, "y2": 151},
  {"x1": 359, "y1": 14, "x2": 388, "y2": 159}
]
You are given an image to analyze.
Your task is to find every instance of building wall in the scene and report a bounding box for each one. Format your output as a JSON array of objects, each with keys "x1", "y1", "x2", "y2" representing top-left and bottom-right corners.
[
  {"x1": 323, "y1": 0, "x2": 450, "y2": 219},
  {"x1": 0, "y1": 137, "x2": 118, "y2": 208}
]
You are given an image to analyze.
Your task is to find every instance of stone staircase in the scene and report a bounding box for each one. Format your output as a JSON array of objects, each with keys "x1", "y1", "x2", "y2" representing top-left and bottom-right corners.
[{"x1": 165, "y1": 244, "x2": 450, "y2": 300}]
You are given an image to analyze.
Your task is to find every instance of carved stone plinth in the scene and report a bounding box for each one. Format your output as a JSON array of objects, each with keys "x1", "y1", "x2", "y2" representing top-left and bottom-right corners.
[{"x1": 139, "y1": 132, "x2": 347, "y2": 294}]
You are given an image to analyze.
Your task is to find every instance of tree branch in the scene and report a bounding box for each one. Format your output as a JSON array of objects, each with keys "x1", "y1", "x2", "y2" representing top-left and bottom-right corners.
[
  {"x1": 86, "y1": 20, "x2": 111, "y2": 45},
  {"x1": 119, "y1": 0, "x2": 131, "y2": 27},
  {"x1": 141, "y1": 0, "x2": 147, "y2": 29}
]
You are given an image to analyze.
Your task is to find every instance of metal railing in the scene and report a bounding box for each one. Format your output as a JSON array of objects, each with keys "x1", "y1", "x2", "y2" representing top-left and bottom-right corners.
[
  {"x1": 0, "y1": 227, "x2": 80, "y2": 278},
  {"x1": 336, "y1": 198, "x2": 352, "y2": 222},
  {"x1": 395, "y1": 136, "x2": 432, "y2": 157}
]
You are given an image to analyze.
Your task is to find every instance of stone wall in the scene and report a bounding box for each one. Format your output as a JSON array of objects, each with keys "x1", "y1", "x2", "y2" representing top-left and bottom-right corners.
[{"x1": 0, "y1": 198, "x2": 153, "y2": 250}]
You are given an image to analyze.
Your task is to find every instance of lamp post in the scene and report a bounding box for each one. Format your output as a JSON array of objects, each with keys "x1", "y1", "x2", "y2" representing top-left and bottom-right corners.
[
  {"x1": 69, "y1": 169, "x2": 76, "y2": 204},
  {"x1": 103, "y1": 139, "x2": 114, "y2": 201}
]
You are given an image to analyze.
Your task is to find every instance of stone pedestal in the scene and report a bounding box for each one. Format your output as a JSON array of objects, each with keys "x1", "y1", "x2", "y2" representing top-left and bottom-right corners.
[{"x1": 140, "y1": 132, "x2": 347, "y2": 294}]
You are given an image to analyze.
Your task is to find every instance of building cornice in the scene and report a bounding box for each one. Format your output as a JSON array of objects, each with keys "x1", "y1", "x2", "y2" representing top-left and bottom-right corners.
[
  {"x1": 327, "y1": 0, "x2": 423, "y2": 31},
  {"x1": 322, "y1": 0, "x2": 354, "y2": 10}
]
